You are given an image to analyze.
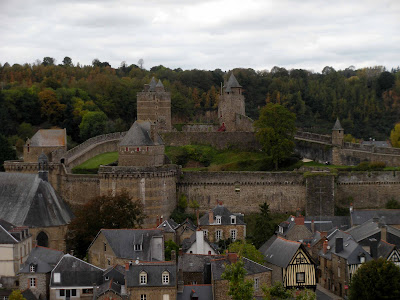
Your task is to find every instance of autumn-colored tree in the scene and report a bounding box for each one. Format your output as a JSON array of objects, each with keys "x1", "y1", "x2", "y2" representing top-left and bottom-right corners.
[
  {"x1": 38, "y1": 89, "x2": 66, "y2": 124},
  {"x1": 9, "y1": 290, "x2": 26, "y2": 300},
  {"x1": 66, "y1": 191, "x2": 145, "y2": 258},
  {"x1": 390, "y1": 123, "x2": 400, "y2": 147}
]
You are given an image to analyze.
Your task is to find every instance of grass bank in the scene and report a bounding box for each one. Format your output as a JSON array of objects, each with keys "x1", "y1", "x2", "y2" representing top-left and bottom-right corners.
[{"x1": 72, "y1": 152, "x2": 118, "y2": 174}]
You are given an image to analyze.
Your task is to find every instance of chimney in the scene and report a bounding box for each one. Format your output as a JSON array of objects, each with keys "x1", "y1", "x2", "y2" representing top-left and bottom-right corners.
[
  {"x1": 323, "y1": 239, "x2": 328, "y2": 254},
  {"x1": 171, "y1": 250, "x2": 176, "y2": 262},
  {"x1": 177, "y1": 268, "x2": 184, "y2": 293},
  {"x1": 295, "y1": 216, "x2": 305, "y2": 226},
  {"x1": 311, "y1": 220, "x2": 315, "y2": 233},
  {"x1": 125, "y1": 262, "x2": 129, "y2": 271},
  {"x1": 196, "y1": 210, "x2": 200, "y2": 227},
  {"x1": 227, "y1": 253, "x2": 238, "y2": 264},
  {"x1": 370, "y1": 238, "x2": 378, "y2": 258},
  {"x1": 381, "y1": 225, "x2": 387, "y2": 242},
  {"x1": 335, "y1": 237, "x2": 343, "y2": 253},
  {"x1": 196, "y1": 229, "x2": 205, "y2": 254},
  {"x1": 218, "y1": 201, "x2": 223, "y2": 206},
  {"x1": 208, "y1": 210, "x2": 214, "y2": 224}
]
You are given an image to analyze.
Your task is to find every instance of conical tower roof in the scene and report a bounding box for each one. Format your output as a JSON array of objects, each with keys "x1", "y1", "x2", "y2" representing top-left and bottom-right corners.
[
  {"x1": 156, "y1": 79, "x2": 164, "y2": 88},
  {"x1": 148, "y1": 77, "x2": 157, "y2": 91},
  {"x1": 332, "y1": 118, "x2": 343, "y2": 131},
  {"x1": 224, "y1": 73, "x2": 242, "y2": 92},
  {"x1": 119, "y1": 121, "x2": 163, "y2": 146}
]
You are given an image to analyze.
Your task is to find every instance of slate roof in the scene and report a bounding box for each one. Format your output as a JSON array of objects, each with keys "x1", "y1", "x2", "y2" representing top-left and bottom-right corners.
[
  {"x1": 28, "y1": 129, "x2": 66, "y2": 147},
  {"x1": 211, "y1": 257, "x2": 271, "y2": 281},
  {"x1": 157, "y1": 219, "x2": 179, "y2": 233},
  {"x1": 51, "y1": 254, "x2": 104, "y2": 287},
  {"x1": 351, "y1": 209, "x2": 400, "y2": 226},
  {"x1": 176, "y1": 218, "x2": 197, "y2": 231},
  {"x1": 21, "y1": 289, "x2": 38, "y2": 300},
  {"x1": 156, "y1": 79, "x2": 164, "y2": 88},
  {"x1": 126, "y1": 262, "x2": 176, "y2": 287},
  {"x1": 377, "y1": 240, "x2": 396, "y2": 259},
  {"x1": 178, "y1": 253, "x2": 224, "y2": 273},
  {"x1": 177, "y1": 285, "x2": 213, "y2": 300},
  {"x1": 181, "y1": 232, "x2": 219, "y2": 254},
  {"x1": 361, "y1": 140, "x2": 391, "y2": 147},
  {"x1": 20, "y1": 246, "x2": 64, "y2": 273},
  {"x1": 96, "y1": 279, "x2": 122, "y2": 297},
  {"x1": 148, "y1": 77, "x2": 157, "y2": 92},
  {"x1": 346, "y1": 219, "x2": 381, "y2": 242},
  {"x1": 259, "y1": 235, "x2": 301, "y2": 268},
  {"x1": 224, "y1": 74, "x2": 242, "y2": 92},
  {"x1": 332, "y1": 118, "x2": 343, "y2": 131},
  {"x1": 0, "y1": 172, "x2": 73, "y2": 227},
  {"x1": 119, "y1": 121, "x2": 163, "y2": 146},
  {"x1": 0, "y1": 224, "x2": 19, "y2": 244},
  {"x1": 103, "y1": 265, "x2": 126, "y2": 285},
  {"x1": 93, "y1": 229, "x2": 164, "y2": 261},
  {"x1": 305, "y1": 216, "x2": 351, "y2": 232},
  {"x1": 199, "y1": 205, "x2": 245, "y2": 226}
]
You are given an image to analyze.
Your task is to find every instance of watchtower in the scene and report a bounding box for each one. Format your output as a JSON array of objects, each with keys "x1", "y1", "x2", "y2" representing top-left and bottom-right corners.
[
  {"x1": 137, "y1": 78, "x2": 171, "y2": 131},
  {"x1": 332, "y1": 118, "x2": 344, "y2": 146}
]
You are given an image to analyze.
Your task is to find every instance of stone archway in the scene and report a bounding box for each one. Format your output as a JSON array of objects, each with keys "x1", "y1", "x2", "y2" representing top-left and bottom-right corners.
[{"x1": 37, "y1": 231, "x2": 49, "y2": 247}]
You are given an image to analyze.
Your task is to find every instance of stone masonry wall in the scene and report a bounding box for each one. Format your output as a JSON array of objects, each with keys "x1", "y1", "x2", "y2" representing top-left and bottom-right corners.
[
  {"x1": 306, "y1": 174, "x2": 335, "y2": 216},
  {"x1": 19, "y1": 273, "x2": 48, "y2": 300}
]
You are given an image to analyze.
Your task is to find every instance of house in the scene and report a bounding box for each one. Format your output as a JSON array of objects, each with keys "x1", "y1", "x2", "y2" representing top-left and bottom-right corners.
[
  {"x1": 177, "y1": 285, "x2": 213, "y2": 300},
  {"x1": 0, "y1": 168, "x2": 74, "y2": 251},
  {"x1": 174, "y1": 218, "x2": 197, "y2": 245},
  {"x1": 210, "y1": 253, "x2": 271, "y2": 300},
  {"x1": 199, "y1": 203, "x2": 246, "y2": 244},
  {"x1": 125, "y1": 261, "x2": 177, "y2": 300},
  {"x1": 94, "y1": 265, "x2": 127, "y2": 300},
  {"x1": 259, "y1": 235, "x2": 316, "y2": 290},
  {"x1": 18, "y1": 245, "x2": 64, "y2": 299},
  {"x1": 277, "y1": 215, "x2": 313, "y2": 242},
  {"x1": 318, "y1": 230, "x2": 372, "y2": 298},
  {"x1": 88, "y1": 229, "x2": 164, "y2": 269},
  {"x1": 350, "y1": 208, "x2": 400, "y2": 229},
  {"x1": 178, "y1": 253, "x2": 224, "y2": 285},
  {"x1": 0, "y1": 220, "x2": 33, "y2": 288},
  {"x1": 50, "y1": 254, "x2": 104, "y2": 300},
  {"x1": 181, "y1": 230, "x2": 218, "y2": 255},
  {"x1": 157, "y1": 218, "x2": 179, "y2": 243},
  {"x1": 374, "y1": 240, "x2": 400, "y2": 267}
]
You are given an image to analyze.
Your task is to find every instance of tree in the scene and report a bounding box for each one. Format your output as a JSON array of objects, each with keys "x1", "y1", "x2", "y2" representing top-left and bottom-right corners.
[
  {"x1": 62, "y1": 56, "x2": 73, "y2": 67},
  {"x1": 227, "y1": 241, "x2": 264, "y2": 264},
  {"x1": 0, "y1": 134, "x2": 17, "y2": 171},
  {"x1": 9, "y1": 290, "x2": 26, "y2": 300},
  {"x1": 251, "y1": 203, "x2": 276, "y2": 248},
  {"x1": 262, "y1": 281, "x2": 292, "y2": 299},
  {"x1": 165, "y1": 239, "x2": 179, "y2": 261},
  {"x1": 66, "y1": 191, "x2": 145, "y2": 258},
  {"x1": 38, "y1": 89, "x2": 66, "y2": 124},
  {"x1": 42, "y1": 57, "x2": 55, "y2": 66},
  {"x1": 79, "y1": 111, "x2": 108, "y2": 140},
  {"x1": 138, "y1": 58, "x2": 144, "y2": 69},
  {"x1": 254, "y1": 103, "x2": 296, "y2": 170},
  {"x1": 349, "y1": 258, "x2": 400, "y2": 300},
  {"x1": 390, "y1": 123, "x2": 400, "y2": 147},
  {"x1": 221, "y1": 258, "x2": 254, "y2": 300}
]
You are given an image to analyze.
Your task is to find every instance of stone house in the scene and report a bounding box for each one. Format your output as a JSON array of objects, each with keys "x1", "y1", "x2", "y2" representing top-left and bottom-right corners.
[
  {"x1": 95, "y1": 265, "x2": 127, "y2": 300},
  {"x1": 259, "y1": 235, "x2": 316, "y2": 290},
  {"x1": 125, "y1": 261, "x2": 176, "y2": 300},
  {"x1": 50, "y1": 254, "x2": 104, "y2": 300},
  {"x1": 23, "y1": 129, "x2": 67, "y2": 163},
  {"x1": 318, "y1": 230, "x2": 372, "y2": 298},
  {"x1": 87, "y1": 229, "x2": 164, "y2": 269},
  {"x1": 375, "y1": 239, "x2": 400, "y2": 267},
  {"x1": 18, "y1": 245, "x2": 64, "y2": 300},
  {"x1": 178, "y1": 253, "x2": 224, "y2": 285},
  {"x1": 199, "y1": 204, "x2": 246, "y2": 244},
  {"x1": 174, "y1": 219, "x2": 197, "y2": 245},
  {"x1": 181, "y1": 230, "x2": 218, "y2": 255},
  {"x1": 0, "y1": 220, "x2": 32, "y2": 288},
  {"x1": 157, "y1": 219, "x2": 179, "y2": 244},
  {"x1": 0, "y1": 168, "x2": 74, "y2": 252},
  {"x1": 210, "y1": 253, "x2": 271, "y2": 300}
]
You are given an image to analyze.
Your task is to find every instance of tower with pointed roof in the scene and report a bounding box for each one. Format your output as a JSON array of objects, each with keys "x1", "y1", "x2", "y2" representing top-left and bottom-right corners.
[
  {"x1": 137, "y1": 77, "x2": 171, "y2": 131},
  {"x1": 217, "y1": 73, "x2": 252, "y2": 132},
  {"x1": 332, "y1": 118, "x2": 344, "y2": 146}
]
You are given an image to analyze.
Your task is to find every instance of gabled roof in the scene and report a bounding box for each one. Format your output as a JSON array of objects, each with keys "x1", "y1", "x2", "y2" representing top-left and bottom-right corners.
[
  {"x1": 126, "y1": 262, "x2": 176, "y2": 287},
  {"x1": 0, "y1": 172, "x2": 73, "y2": 227},
  {"x1": 199, "y1": 205, "x2": 245, "y2": 226},
  {"x1": 224, "y1": 74, "x2": 242, "y2": 92},
  {"x1": 378, "y1": 240, "x2": 396, "y2": 259},
  {"x1": 103, "y1": 265, "x2": 125, "y2": 285},
  {"x1": 93, "y1": 229, "x2": 164, "y2": 261},
  {"x1": 157, "y1": 219, "x2": 179, "y2": 233},
  {"x1": 28, "y1": 129, "x2": 66, "y2": 147},
  {"x1": 177, "y1": 285, "x2": 213, "y2": 300},
  {"x1": 176, "y1": 218, "x2": 197, "y2": 231},
  {"x1": 21, "y1": 289, "x2": 38, "y2": 300},
  {"x1": 351, "y1": 209, "x2": 400, "y2": 226},
  {"x1": 181, "y1": 232, "x2": 218, "y2": 254},
  {"x1": 332, "y1": 118, "x2": 343, "y2": 131},
  {"x1": 51, "y1": 254, "x2": 104, "y2": 287},
  {"x1": 346, "y1": 219, "x2": 381, "y2": 242},
  {"x1": 211, "y1": 257, "x2": 271, "y2": 281},
  {"x1": 96, "y1": 279, "x2": 122, "y2": 297},
  {"x1": 178, "y1": 253, "x2": 224, "y2": 273},
  {"x1": 259, "y1": 235, "x2": 301, "y2": 268},
  {"x1": 305, "y1": 216, "x2": 351, "y2": 232},
  {"x1": 0, "y1": 224, "x2": 19, "y2": 244},
  {"x1": 20, "y1": 246, "x2": 63, "y2": 273},
  {"x1": 119, "y1": 121, "x2": 163, "y2": 146}
]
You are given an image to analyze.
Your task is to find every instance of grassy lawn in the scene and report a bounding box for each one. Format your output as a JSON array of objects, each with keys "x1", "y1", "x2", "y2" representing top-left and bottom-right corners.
[{"x1": 72, "y1": 152, "x2": 118, "y2": 174}]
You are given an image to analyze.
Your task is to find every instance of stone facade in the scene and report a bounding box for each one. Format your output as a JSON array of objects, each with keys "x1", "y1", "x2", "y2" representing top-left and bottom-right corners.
[
  {"x1": 19, "y1": 273, "x2": 49, "y2": 300},
  {"x1": 319, "y1": 254, "x2": 348, "y2": 298},
  {"x1": 201, "y1": 224, "x2": 246, "y2": 244},
  {"x1": 87, "y1": 232, "x2": 118, "y2": 269},
  {"x1": 305, "y1": 174, "x2": 335, "y2": 216},
  {"x1": 30, "y1": 225, "x2": 69, "y2": 252},
  {"x1": 118, "y1": 145, "x2": 164, "y2": 167},
  {"x1": 127, "y1": 287, "x2": 176, "y2": 300}
]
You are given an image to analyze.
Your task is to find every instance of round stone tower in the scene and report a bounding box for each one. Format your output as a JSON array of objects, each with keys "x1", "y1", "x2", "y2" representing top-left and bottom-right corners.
[{"x1": 332, "y1": 118, "x2": 344, "y2": 146}]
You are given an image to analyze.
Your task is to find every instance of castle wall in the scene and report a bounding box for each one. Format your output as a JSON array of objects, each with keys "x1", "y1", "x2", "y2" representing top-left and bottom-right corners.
[
  {"x1": 295, "y1": 140, "x2": 333, "y2": 164},
  {"x1": 118, "y1": 145, "x2": 165, "y2": 167},
  {"x1": 334, "y1": 147, "x2": 400, "y2": 166},
  {"x1": 23, "y1": 146, "x2": 66, "y2": 163},
  {"x1": 178, "y1": 171, "x2": 307, "y2": 214},
  {"x1": 137, "y1": 91, "x2": 171, "y2": 131},
  {"x1": 99, "y1": 165, "x2": 179, "y2": 227},
  {"x1": 234, "y1": 113, "x2": 254, "y2": 132}
]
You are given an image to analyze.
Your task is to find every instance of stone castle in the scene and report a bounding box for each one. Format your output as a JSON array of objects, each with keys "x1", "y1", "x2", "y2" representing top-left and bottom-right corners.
[{"x1": 5, "y1": 74, "x2": 400, "y2": 227}]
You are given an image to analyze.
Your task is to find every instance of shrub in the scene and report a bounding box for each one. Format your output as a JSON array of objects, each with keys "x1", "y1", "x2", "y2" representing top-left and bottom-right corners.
[{"x1": 386, "y1": 198, "x2": 400, "y2": 209}]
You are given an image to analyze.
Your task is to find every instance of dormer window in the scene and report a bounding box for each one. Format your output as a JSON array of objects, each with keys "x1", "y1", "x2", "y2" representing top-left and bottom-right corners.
[
  {"x1": 162, "y1": 271, "x2": 169, "y2": 284},
  {"x1": 134, "y1": 244, "x2": 142, "y2": 251},
  {"x1": 30, "y1": 265, "x2": 35, "y2": 272},
  {"x1": 230, "y1": 216, "x2": 236, "y2": 224},
  {"x1": 140, "y1": 271, "x2": 147, "y2": 284},
  {"x1": 216, "y1": 216, "x2": 221, "y2": 224},
  {"x1": 360, "y1": 256, "x2": 365, "y2": 263}
]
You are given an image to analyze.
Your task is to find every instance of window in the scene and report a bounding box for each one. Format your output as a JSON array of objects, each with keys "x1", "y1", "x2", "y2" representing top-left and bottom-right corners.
[
  {"x1": 216, "y1": 216, "x2": 221, "y2": 224},
  {"x1": 140, "y1": 271, "x2": 147, "y2": 284},
  {"x1": 30, "y1": 265, "x2": 35, "y2": 272},
  {"x1": 296, "y1": 272, "x2": 305, "y2": 283},
  {"x1": 235, "y1": 185, "x2": 240, "y2": 193},
  {"x1": 104, "y1": 243, "x2": 107, "y2": 251},
  {"x1": 107, "y1": 258, "x2": 111, "y2": 266},
  {"x1": 338, "y1": 267, "x2": 341, "y2": 278},
  {"x1": 254, "y1": 278, "x2": 260, "y2": 290},
  {"x1": 54, "y1": 273, "x2": 61, "y2": 283},
  {"x1": 230, "y1": 216, "x2": 236, "y2": 224},
  {"x1": 29, "y1": 278, "x2": 36, "y2": 288},
  {"x1": 203, "y1": 230, "x2": 208, "y2": 238},
  {"x1": 59, "y1": 290, "x2": 65, "y2": 297},
  {"x1": 134, "y1": 244, "x2": 142, "y2": 251},
  {"x1": 230, "y1": 229, "x2": 237, "y2": 241},
  {"x1": 141, "y1": 295, "x2": 147, "y2": 300},
  {"x1": 360, "y1": 256, "x2": 365, "y2": 263},
  {"x1": 71, "y1": 289, "x2": 76, "y2": 297},
  {"x1": 82, "y1": 289, "x2": 93, "y2": 294},
  {"x1": 216, "y1": 230, "x2": 222, "y2": 241},
  {"x1": 162, "y1": 271, "x2": 169, "y2": 284},
  {"x1": 163, "y1": 295, "x2": 169, "y2": 300},
  {"x1": 192, "y1": 281, "x2": 197, "y2": 285}
]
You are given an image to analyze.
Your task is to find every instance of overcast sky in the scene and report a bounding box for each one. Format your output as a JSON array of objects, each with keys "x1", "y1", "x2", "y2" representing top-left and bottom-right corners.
[{"x1": 0, "y1": 0, "x2": 399, "y2": 72}]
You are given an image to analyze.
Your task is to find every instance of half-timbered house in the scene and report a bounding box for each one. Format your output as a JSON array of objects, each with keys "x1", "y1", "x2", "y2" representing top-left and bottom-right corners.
[{"x1": 259, "y1": 236, "x2": 316, "y2": 290}]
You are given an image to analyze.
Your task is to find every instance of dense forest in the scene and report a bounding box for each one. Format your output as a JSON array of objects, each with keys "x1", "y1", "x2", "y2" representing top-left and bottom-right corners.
[{"x1": 0, "y1": 57, "x2": 399, "y2": 151}]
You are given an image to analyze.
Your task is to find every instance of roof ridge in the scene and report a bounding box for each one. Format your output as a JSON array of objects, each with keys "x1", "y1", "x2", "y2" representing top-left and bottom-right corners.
[
  {"x1": 242, "y1": 257, "x2": 271, "y2": 270},
  {"x1": 276, "y1": 236, "x2": 301, "y2": 244},
  {"x1": 381, "y1": 239, "x2": 395, "y2": 246},
  {"x1": 0, "y1": 224, "x2": 19, "y2": 243}
]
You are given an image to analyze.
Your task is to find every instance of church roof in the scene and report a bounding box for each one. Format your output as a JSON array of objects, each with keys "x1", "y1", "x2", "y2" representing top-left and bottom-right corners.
[
  {"x1": 332, "y1": 118, "x2": 343, "y2": 131},
  {"x1": 28, "y1": 129, "x2": 67, "y2": 147},
  {"x1": 224, "y1": 74, "x2": 242, "y2": 92},
  {"x1": 119, "y1": 121, "x2": 163, "y2": 146},
  {"x1": 0, "y1": 172, "x2": 74, "y2": 227}
]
